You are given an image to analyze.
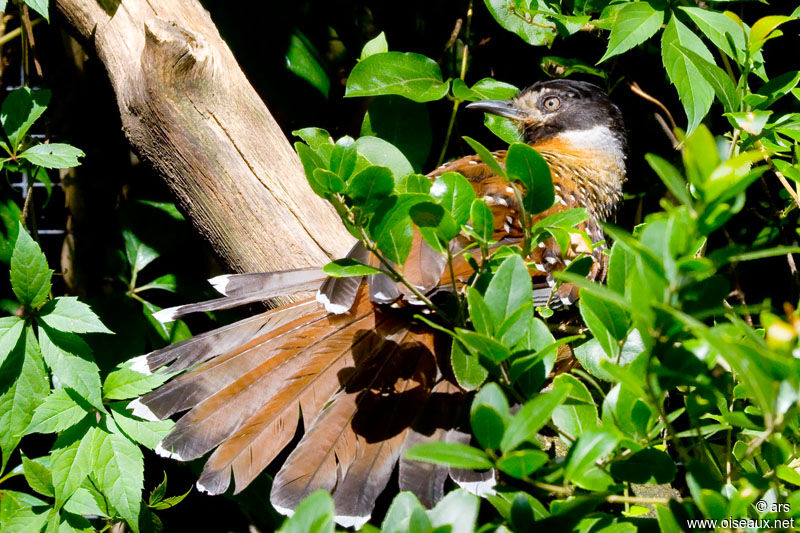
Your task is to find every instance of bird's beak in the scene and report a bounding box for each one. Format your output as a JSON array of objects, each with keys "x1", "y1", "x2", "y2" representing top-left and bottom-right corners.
[{"x1": 466, "y1": 99, "x2": 526, "y2": 120}]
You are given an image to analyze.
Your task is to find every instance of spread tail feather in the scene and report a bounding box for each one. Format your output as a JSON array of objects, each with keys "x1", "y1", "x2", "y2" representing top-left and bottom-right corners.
[{"x1": 154, "y1": 268, "x2": 326, "y2": 323}]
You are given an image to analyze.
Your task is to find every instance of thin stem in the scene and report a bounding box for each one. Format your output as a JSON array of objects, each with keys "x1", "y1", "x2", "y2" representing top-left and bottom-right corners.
[
  {"x1": 720, "y1": 52, "x2": 736, "y2": 83},
  {"x1": 756, "y1": 139, "x2": 800, "y2": 210},
  {"x1": 0, "y1": 18, "x2": 40, "y2": 47},
  {"x1": 437, "y1": 101, "x2": 460, "y2": 167}
]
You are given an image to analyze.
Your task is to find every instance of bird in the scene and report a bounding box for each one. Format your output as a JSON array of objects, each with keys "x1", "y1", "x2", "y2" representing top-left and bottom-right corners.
[{"x1": 126, "y1": 79, "x2": 627, "y2": 528}]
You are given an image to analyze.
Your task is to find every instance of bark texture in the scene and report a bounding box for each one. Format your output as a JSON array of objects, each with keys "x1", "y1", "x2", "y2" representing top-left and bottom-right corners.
[{"x1": 55, "y1": 0, "x2": 353, "y2": 273}]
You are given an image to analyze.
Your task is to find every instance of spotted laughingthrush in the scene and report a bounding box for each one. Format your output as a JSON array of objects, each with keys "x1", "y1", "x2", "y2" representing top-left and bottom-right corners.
[{"x1": 126, "y1": 78, "x2": 628, "y2": 527}]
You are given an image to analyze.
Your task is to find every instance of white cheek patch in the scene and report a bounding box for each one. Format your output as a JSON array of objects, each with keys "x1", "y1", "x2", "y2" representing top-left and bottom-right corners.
[{"x1": 559, "y1": 125, "x2": 625, "y2": 164}]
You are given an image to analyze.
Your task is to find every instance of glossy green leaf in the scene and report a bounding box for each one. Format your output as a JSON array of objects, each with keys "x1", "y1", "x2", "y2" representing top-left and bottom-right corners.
[
  {"x1": 506, "y1": 142, "x2": 554, "y2": 214},
  {"x1": 361, "y1": 96, "x2": 432, "y2": 171},
  {"x1": 470, "y1": 383, "x2": 510, "y2": 449},
  {"x1": 677, "y1": 46, "x2": 740, "y2": 114},
  {"x1": 500, "y1": 385, "x2": 569, "y2": 453},
  {"x1": 293, "y1": 128, "x2": 332, "y2": 150},
  {"x1": 564, "y1": 429, "x2": 619, "y2": 483},
  {"x1": 404, "y1": 441, "x2": 493, "y2": 470},
  {"x1": 680, "y1": 7, "x2": 745, "y2": 64},
  {"x1": 355, "y1": 136, "x2": 415, "y2": 180},
  {"x1": 368, "y1": 194, "x2": 428, "y2": 264},
  {"x1": 19, "y1": 143, "x2": 85, "y2": 169},
  {"x1": 10, "y1": 223, "x2": 52, "y2": 308},
  {"x1": 749, "y1": 15, "x2": 794, "y2": 54},
  {"x1": 579, "y1": 291, "x2": 630, "y2": 359},
  {"x1": 485, "y1": 254, "x2": 532, "y2": 324},
  {"x1": 496, "y1": 449, "x2": 548, "y2": 479},
  {"x1": 38, "y1": 297, "x2": 112, "y2": 334},
  {"x1": 452, "y1": 77, "x2": 519, "y2": 102},
  {"x1": 285, "y1": 31, "x2": 330, "y2": 97},
  {"x1": 323, "y1": 258, "x2": 382, "y2": 278},
  {"x1": 646, "y1": 153, "x2": 693, "y2": 207},
  {"x1": 346, "y1": 165, "x2": 394, "y2": 209},
  {"x1": 469, "y1": 198, "x2": 494, "y2": 244},
  {"x1": 428, "y1": 489, "x2": 480, "y2": 533},
  {"x1": 103, "y1": 363, "x2": 171, "y2": 401},
  {"x1": 50, "y1": 423, "x2": 95, "y2": 505},
  {"x1": 483, "y1": 0, "x2": 556, "y2": 46},
  {"x1": 662, "y1": 17, "x2": 715, "y2": 134},
  {"x1": 599, "y1": 2, "x2": 664, "y2": 63},
  {"x1": 345, "y1": 52, "x2": 449, "y2": 102},
  {"x1": 430, "y1": 172, "x2": 476, "y2": 226},
  {"x1": 360, "y1": 32, "x2": 388, "y2": 60},
  {"x1": 551, "y1": 374, "x2": 598, "y2": 440},
  {"x1": 463, "y1": 136, "x2": 506, "y2": 178},
  {"x1": 0, "y1": 326, "x2": 49, "y2": 471},
  {"x1": 455, "y1": 328, "x2": 511, "y2": 363},
  {"x1": 92, "y1": 425, "x2": 144, "y2": 532},
  {"x1": 450, "y1": 339, "x2": 488, "y2": 391},
  {"x1": 26, "y1": 388, "x2": 88, "y2": 434},
  {"x1": 0, "y1": 87, "x2": 50, "y2": 154}
]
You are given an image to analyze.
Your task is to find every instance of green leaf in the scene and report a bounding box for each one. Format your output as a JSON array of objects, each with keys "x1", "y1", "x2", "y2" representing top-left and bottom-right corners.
[
  {"x1": 285, "y1": 31, "x2": 330, "y2": 98},
  {"x1": 136, "y1": 273, "x2": 178, "y2": 293},
  {"x1": 355, "y1": 136, "x2": 414, "y2": 180},
  {"x1": 452, "y1": 77, "x2": 519, "y2": 102},
  {"x1": 676, "y1": 46, "x2": 740, "y2": 114},
  {"x1": 428, "y1": 489, "x2": 480, "y2": 533},
  {"x1": 574, "y1": 331, "x2": 645, "y2": 382},
  {"x1": 123, "y1": 229, "x2": 158, "y2": 279},
  {"x1": 0, "y1": 87, "x2": 50, "y2": 154},
  {"x1": 103, "y1": 363, "x2": 171, "y2": 400},
  {"x1": 680, "y1": 7, "x2": 745, "y2": 64},
  {"x1": 63, "y1": 484, "x2": 110, "y2": 518},
  {"x1": 38, "y1": 327, "x2": 103, "y2": 410},
  {"x1": 0, "y1": 317, "x2": 24, "y2": 367},
  {"x1": 646, "y1": 154, "x2": 693, "y2": 207},
  {"x1": 382, "y1": 492, "x2": 426, "y2": 533},
  {"x1": 368, "y1": 193, "x2": 428, "y2": 264},
  {"x1": 345, "y1": 52, "x2": 449, "y2": 103},
  {"x1": 749, "y1": 15, "x2": 793, "y2": 55},
  {"x1": 470, "y1": 383, "x2": 510, "y2": 449},
  {"x1": 540, "y1": 56, "x2": 607, "y2": 80},
  {"x1": 463, "y1": 136, "x2": 506, "y2": 178},
  {"x1": 496, "y1": 449, "x2": 548, "y2": 479},
  {"x1": 92, "y1": 425, "x2": 144, "y2": 532},
  {"x1": 610, "y1": 448, "x2": 676, "y2": 484},
  {"x1": 467, "y1": 287, "x2": 494, "y2": 336},
  {"x1": 579, "y1": 292, "x2": 630, "y2": 359},
  {"x1": 430, "y1": 172, "x2": 476, "y2": 226},
  {"x1": 10, "y1": 223, "x2": 52, "y2": 308},
  {"x1": 662, "y1": 17, "x2": 715, "y2": 134},
  {"x1": 726, "y1": 111, "x2": 771, "y2": 136},
  {"x1": 483, "y1": 0, "x2": 556, "y2": 46},
  {"x1": 323, "y1": 258, "x2": 382, "y2": 278},
  {"x1": 485, "y1": 113, "x2": 523, "y2": 144},
  {"x1": 346, "y1": 165, "x2": 395, "y2": 211},
  {"x1": 50, "y1": 423, "x2": 95, "y2": 505},
  {"x1": 506, "y1": 142, "x2": 554, "y2": 214},
  {"x1": 484, "y1": 254, "x2": 532, "y2": 326},
  {"x1": 404, "y1": 441, "x2": 493, "y2": 470},
  {"x1": 310, "y1": 168, "x2": 345, "y2": 196},
  {"x1": 23, "y1": 0, "x2": 49, "y2": 21},
  {"x1": 469, "y1": 198, "x2": 494, "y2": 244},
  {"x1": 599, "y1": 2, "x2": 665, "y2": 63},
  {"x1": 110, "y1": 403, "x2": 173, "y2": 450},
  {"x1": 361, "y1": 96, "x2": 431, "y2": 171},
  {"x1": 0, "y1": 326, "x2": 49, "y2": 471},
  {"x1": 278, "y1": 490, "x2": 335, "y2": 533},
  {"x1": 455, "y1": 329, "x2": 511, "y2": 363},
  {"x1": 450, "y1": 339, "x2": 488, "y2": 391},
  {"x1": 293, "y1": 127, "x2": 332, "y2": 150},
  {"x1": 38, "y1": 297, "x2": 112, "y2": 334},
  {"x1": 19, "y1": 143, "x2": 85, "y2": 169},
  {"x1": 563, "y1": 429, "x2": 619, "y2": 483},
  {"x1": 755, "y1": 71, "x2": 800, "y2": 109},
  {"x1": 500, "y1": 386, "x2": 569, "y2": 453},
  {"x1": 26, "y1": 388, "x2": 88, "y2": 434},
  {"x1": 0, "y1": 490, "x2": 49, "y2": 533},
  {"x1": 361, "y1": 32, "x2": 388, "y2": 60},
  {"x1": 22, "y1": 454, "x2": 54, "y2": 498},
  {"x1": 551, "y1": 374, "x2": 598, "y2": 439}
]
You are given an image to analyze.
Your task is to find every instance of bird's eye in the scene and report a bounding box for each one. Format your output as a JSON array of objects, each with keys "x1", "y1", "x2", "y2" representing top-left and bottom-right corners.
[{"x1": 543, "y1": 96, "x2": 561, "y2": 111}]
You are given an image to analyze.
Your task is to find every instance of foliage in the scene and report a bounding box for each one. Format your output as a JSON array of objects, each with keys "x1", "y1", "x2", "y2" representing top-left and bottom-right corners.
[
  {"x1": 0, "y1": 86, "x2": 189, "y2": 532},
  {"x1": 287, "y1": 0, "x2": 800, "y2": 530}
]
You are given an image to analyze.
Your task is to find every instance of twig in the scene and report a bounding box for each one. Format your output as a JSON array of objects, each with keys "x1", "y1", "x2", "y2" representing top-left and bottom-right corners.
[
  {"x1": 653, "y1": 113, "x2": 680, "y2": 150},
  {"x1": 20, "y1": 6, "x2": 43, "y2": 79},
  {"x1": 755, "y1": 140, "x2": 800, "y2": 210},
  {"x1": 0, "y1": 18, "x2": 41, "y2": 47},
  {"x1": 628, "y1": 82, "x2": 678, "y2": 133},
  {"x1": 443, "y1": 18, "x2": 463, "y2": 52}
]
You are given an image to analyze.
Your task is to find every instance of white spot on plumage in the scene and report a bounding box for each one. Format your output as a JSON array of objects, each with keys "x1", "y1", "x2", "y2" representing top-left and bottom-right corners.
[
  {"x1": 128, "y1": 355, "x2": 153, "y2": 375},
  {"x1": 152, "y1": 307, "x2": 178, "y2": 323},
  {"x1": 155, "y1": 442, "x2": 184, "y2": 461},
  {"x1": 127, "y1": 398, "x2": 159, "y2": 421},
  {"x1": 208, "y1": 275, "x2": 230, "y2": 296}
]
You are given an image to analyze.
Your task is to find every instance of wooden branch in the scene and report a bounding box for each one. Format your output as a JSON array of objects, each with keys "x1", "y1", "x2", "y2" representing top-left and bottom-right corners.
[{"x1": 54, "y1": 0, "x2": 353, "y2": 274}]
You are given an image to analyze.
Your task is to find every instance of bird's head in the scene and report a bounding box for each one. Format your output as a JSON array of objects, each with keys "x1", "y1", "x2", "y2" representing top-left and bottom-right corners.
[{"x1": 467, "y1": 79, "x2": 627, "y2": 156}]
